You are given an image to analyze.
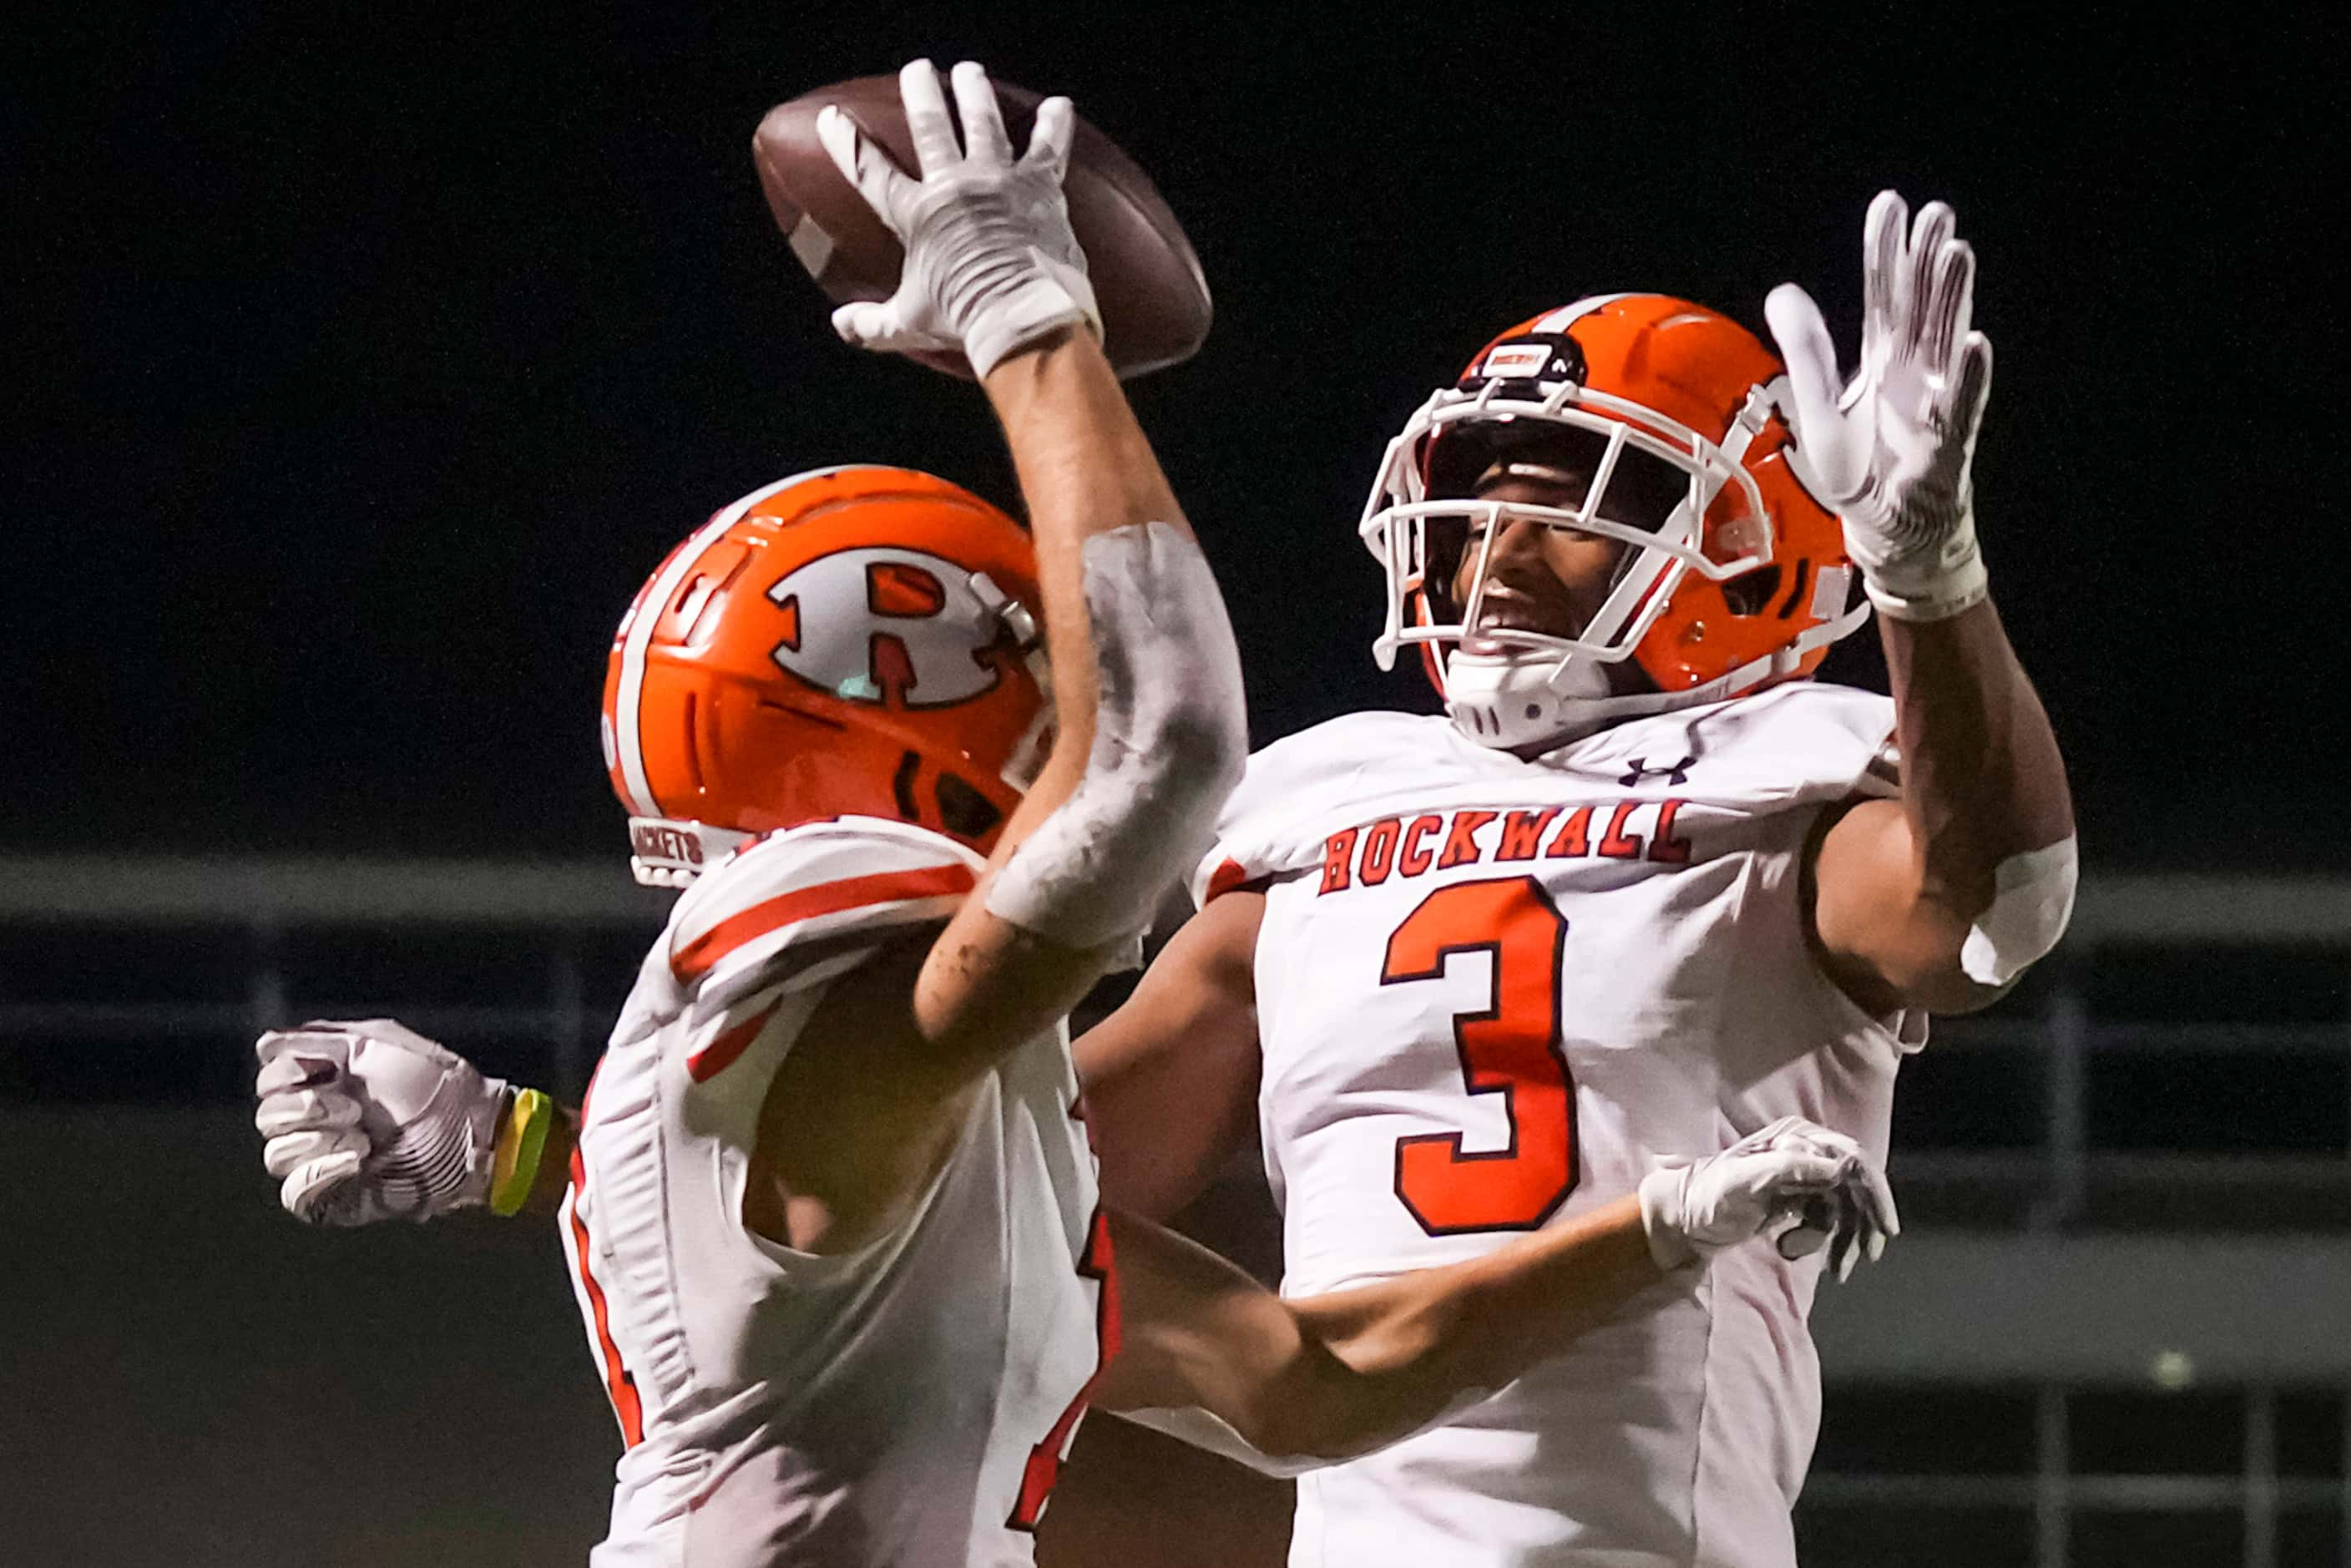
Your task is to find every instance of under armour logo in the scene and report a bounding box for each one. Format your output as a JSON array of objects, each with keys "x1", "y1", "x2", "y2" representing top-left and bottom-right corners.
[{"x1": 1619, "y1": 756, "x2": 1695, "y2": 787}]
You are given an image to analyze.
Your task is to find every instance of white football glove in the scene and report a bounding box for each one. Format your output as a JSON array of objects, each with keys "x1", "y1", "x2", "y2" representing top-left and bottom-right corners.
[
  {"x1": 1636, "y1": 1115, "x2": 1899, "y2": 1282},
  {"x1": 1766, "y1": 190, "x2": 1995, "y2": 622},
  {"x1": 817, "y1": 58, "x2": 1100, "y2": 380},
  {"x1": 254, "y1": 1019, "x2": 508, "y2": 1226}
]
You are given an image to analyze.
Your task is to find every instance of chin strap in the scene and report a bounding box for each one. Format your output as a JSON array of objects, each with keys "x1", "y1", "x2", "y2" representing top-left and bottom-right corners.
[
  {"x1": 968, "y1": 569, "x2": 1056, "y2": 792},
  {"x1": 1446, "y1": 594, "x2": 1875, "y2": 751}
]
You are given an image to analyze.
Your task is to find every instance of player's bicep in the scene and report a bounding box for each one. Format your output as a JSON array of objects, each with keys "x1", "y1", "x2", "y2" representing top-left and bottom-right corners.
[
  {"x1": 744, "y1": 927, "x2": 988, "y2": 1255},
  {"x1": 745, "y1": 897, "x2": 1138, "y2": 1257},
  {"x1": 1807, "y1": 798, "x2": 2000, "y2": 1014},
  {"x1": 1092, "y1": 1208, "x2": 1311, "y2": 1449},
  {"x1": 1097, "y1": 1206, "x2": 1451, "y2": 1475},
  {"x1": 1075, "y1": 889, "x2": 1264, "y2": 1220}
]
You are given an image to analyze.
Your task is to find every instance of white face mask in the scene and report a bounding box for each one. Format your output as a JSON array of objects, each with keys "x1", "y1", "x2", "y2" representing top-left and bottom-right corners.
[
  {"x1": 1362, "y1": 386, "x2": 1784, "y2": 759},
  {"x1": 1360, "y1": 343, "x2": 1882, "y2": 753}
]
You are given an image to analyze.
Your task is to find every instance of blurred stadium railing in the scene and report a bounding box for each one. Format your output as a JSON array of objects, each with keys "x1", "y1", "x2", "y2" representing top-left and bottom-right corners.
[{"x1": 2, "y1": 857, "x2": 2344, "y2": 1567}]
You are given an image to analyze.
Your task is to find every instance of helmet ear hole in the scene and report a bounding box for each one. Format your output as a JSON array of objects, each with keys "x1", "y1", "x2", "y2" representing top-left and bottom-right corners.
[
  {"x1": 935, "y1": 771, "x2": 1004, "y2": 841},
  {"x1": 1722, "y1": 564, "x2": 1782, "y2": 616}
]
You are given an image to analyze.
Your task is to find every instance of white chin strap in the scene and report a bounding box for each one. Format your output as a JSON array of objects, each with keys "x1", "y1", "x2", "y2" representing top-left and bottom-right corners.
[
  {"x1": 1441, "y1": 594, "x2": 1873, "y2": 752},
  {"x1": 1443, "y1": 649, "x2": 1614, "y2": 748}
]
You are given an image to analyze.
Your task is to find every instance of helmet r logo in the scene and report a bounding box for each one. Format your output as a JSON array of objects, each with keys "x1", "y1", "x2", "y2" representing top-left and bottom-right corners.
[{"x1": 766, "y1": 546, "x2": 1010, "y2": 709}]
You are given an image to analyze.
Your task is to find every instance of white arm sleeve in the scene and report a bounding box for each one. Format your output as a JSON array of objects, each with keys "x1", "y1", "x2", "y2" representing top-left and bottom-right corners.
[
  {"x1": 1959, "y1": 833, "x2": 2079, "y2": 986},
  {"x1": 984, "y1": 520, "x2": 1247, "y2": 949}
]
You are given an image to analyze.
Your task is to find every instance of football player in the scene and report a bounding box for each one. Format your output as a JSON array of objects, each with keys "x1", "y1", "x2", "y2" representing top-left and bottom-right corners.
[
  {"x1": 253, "y1": 62, "x2": 1896, "y2": 1568},
  {"x1": 1070, "y1": 203, "x2": 2075, "y2": 1565}
]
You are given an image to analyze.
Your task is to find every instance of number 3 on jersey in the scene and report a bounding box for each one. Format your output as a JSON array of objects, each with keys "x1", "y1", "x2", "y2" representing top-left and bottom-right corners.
[{"x1": 1383, "y1": 876, "x2": 1577, "y2": 1234}]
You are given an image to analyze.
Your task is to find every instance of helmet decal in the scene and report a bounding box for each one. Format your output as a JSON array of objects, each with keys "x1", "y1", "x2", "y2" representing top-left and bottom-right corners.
[
  {"x1": 766, "y1": 545, "x2": 1011, "y2": 709},
  {"x1": 603, "y1": 466, "x2": 1048, "y2": 879},
  {"x1": 1469, "y1": 333, "x2": 1586, "y2": 388}
]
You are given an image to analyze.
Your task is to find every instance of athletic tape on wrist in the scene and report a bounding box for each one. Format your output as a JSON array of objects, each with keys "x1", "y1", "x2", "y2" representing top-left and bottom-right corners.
[
  {"x1": 983, "y1": 521, "x2": 1246, "y2": 949},
  {"x1": 489, "y1": 1087, "x2": 554, "y2": 1217},
  {"x1": 1859, "y1": 517, "x2": 1990, "y2": 623},
  {"x1": 964, "y1": 271, "x2": 1100, "y2": 382}
]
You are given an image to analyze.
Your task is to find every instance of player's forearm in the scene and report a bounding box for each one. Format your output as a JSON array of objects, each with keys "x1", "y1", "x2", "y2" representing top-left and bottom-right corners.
[
  {"x1": 981, "y1": 327, "x2": 1191, "y2": 781},
  {"x1": 1882, "y1": 598, "x2": 2073, "y2": 908},
  {"x1": 1815, "y1": 599, "x2": 2075, "y2": 1011},
  {"x1": 907, "y1": 331, "x2": 1244, "y2": 1072},
  {"x1": 1876, "y1": 598, "x2": 2076, "y2": 1006},
  {"x1": 972, "y1": 327, "x2": 1243, "y2": 902},
  {"x1": 1104, "y1": 1132, "x2": 1880, "y2": 1474},
  {"x1": 982, "y1": 326, "x2": 1193, "y2": 550},
  {"x1": 1271, "y1": 1195, "x2": 1661, "y2": 1459}
]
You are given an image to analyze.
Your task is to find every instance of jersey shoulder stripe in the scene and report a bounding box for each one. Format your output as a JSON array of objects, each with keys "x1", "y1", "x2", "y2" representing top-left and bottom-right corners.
[
  {"x1": 684, "y1": 998, "x2": 783, "y2": 1083},
  {"x1": 665, "y1": 817, "x2": 984, "y2": 1009},
  {"x1": 673, "y1": 862, "x2": 977, "y2": 983}
]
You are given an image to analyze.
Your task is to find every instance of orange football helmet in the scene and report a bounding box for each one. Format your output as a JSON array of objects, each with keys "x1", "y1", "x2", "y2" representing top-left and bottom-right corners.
[
  {"x1": 1359, "y1": 294, "x2": 1868, "y2": 747},
  {"x1": 601, "y1": 465, "x2": 1049, "y2": 885}
]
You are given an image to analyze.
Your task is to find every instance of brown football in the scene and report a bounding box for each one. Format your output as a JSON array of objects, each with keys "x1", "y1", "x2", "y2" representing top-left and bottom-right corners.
[{"x1": 753, "y1": 74, "x2": 1211, "y2": 380}]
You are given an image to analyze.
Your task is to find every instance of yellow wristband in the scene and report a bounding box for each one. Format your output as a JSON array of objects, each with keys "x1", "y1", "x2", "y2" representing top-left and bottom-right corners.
[{"x1": 489, "y1": 1088, "x2": 554, "y2": 1217}]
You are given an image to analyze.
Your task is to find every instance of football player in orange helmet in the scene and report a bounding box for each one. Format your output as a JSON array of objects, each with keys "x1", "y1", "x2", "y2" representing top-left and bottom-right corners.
[
  {"x1": 251, "y1": 61, "x2": 1893, "y2": 1566},
  {"x1": 1071, "y1": 197, "x2": 2075, "y2": 1565},
  {"x1": 1363, "y1": 292, "x2": 1868, "y2": 749},
  {"x1": 599, "y1": 462, "x2": 1057, "y2": 887}
]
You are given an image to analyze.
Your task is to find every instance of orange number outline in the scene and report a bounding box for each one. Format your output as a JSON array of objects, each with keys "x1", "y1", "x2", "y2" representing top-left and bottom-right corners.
[{"x1": 1383, "y1": 876, "x2": 1579, "y2": 1235}]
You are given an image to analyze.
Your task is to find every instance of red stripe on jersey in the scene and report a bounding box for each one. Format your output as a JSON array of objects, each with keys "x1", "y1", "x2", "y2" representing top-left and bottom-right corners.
[
  {"x1": 670, "y1": 863, "x2": 976, "y2": 984},
  {"x1": 686, "y1": 1002, "x2": 780, "y2": 1083},
  {"x1": 1008, "y1": 1206, "x2": 1120, "y2": 1531},
  {"x1": 567, "y1": 1066, "x2": 645, "y2": 1449},
  {"x1": 1203, "y1": 857, "x2": 1272, "y2": 903}
]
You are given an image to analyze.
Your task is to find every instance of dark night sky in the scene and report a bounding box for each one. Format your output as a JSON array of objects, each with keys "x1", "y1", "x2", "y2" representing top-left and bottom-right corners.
[{"x1": 8, "y1": 6, "x2": 2343, "y2": 867}]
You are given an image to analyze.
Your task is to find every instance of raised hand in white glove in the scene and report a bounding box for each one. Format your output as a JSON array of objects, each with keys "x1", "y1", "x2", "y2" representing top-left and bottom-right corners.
[
  {"x1": 1636, "y1": 1115, "x2": 1899, "y2": 1282},
  {"x1": 1767, "y1": 190, "x2": 1995, "y2": 622},
  {"x1": 254, "y1": 1019, "x2": 507, "y2": 1226},
  {"x1": 816, "y1": 59, "x2": 1099, "y2": 381}
]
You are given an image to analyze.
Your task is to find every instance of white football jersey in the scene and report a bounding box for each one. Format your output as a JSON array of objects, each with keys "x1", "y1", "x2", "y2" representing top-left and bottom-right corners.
[
  {"x1": 559, "y1": 817, "x2": 1112, "y2": 1568},
  {"x1": 1192, "y1": 683, "x2": 1919, "y2": 1568}
]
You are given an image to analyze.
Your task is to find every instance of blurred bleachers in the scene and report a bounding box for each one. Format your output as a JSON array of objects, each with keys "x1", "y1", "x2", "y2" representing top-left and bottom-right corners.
[{"x1": 3, "y1": 857, "x2": 2343, "y2": 1567}]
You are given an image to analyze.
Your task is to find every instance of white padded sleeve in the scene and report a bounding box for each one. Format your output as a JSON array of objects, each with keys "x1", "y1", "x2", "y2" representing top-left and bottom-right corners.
[
  {"x1": 1959, "y1": 834, "x2": 2078, "y2": 987},
  {"x1": 985, "y1": 521, "x2": 1247, "y2": 948}
]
